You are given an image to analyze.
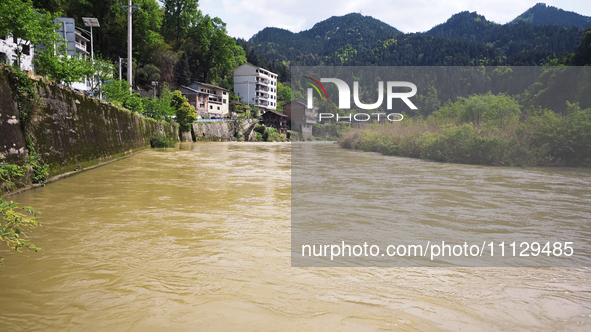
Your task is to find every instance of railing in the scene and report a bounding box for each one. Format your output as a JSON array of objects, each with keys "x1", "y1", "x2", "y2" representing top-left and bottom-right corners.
[
  {"x1": 75, "y1": 42, "x2": 86, "y2": 51},
  {"x1": 197, "y1": 119, "x2": 233, "y2": 122}
]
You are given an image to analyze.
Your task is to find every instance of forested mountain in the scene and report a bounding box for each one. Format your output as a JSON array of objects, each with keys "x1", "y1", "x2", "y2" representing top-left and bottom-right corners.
[
  {"x1": 247, "y1": 5, "x2": 589, "y2": 67},
  {"x1": 248, "y1": 13, "x2": 401, "y2": 65},
  {"x1": 510, "y1": 3, "x2": 591, "y2": 28},
  {"x1": 425, "y1": 11, "x2": 583, "y2": 61}
]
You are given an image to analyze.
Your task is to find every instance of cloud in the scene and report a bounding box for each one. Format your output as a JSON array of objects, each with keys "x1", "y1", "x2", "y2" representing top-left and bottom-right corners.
[{"x1": 199, "y1": 0, "x2": 591, "y2": 39}]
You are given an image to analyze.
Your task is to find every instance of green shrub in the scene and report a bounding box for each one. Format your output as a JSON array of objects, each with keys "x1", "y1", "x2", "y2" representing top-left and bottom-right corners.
[{"x1": 150, "y1": 135, "x2": 176, "y2": 148}]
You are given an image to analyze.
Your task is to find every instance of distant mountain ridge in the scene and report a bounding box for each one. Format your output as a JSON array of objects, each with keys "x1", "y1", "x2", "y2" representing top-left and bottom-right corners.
[
  {"x1": 248, "y1": 13, "x2": 401, "y2": 64},
  {"x1": 510, "y1": 3, "x2": 591, "y2": 28},
  {"x1": 245, "y1": 4, "x2": 588, "y2": 67}
]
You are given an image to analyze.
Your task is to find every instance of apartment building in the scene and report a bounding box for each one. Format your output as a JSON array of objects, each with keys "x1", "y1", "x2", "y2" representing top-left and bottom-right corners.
[
  {"x1": 233, "y1": 63, "x2": 278, "y2": 113},
  {"x1": 55, "y1": 17, "x2": 93, "y2": 92}
]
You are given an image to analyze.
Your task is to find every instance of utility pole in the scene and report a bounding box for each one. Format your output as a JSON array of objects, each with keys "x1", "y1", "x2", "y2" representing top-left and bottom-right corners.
[
  {"x1": 152, "y1": 81, "x2": 159, "y2": 98},
  {"x1": 120, "y1": 1, "x2": 139, "y2": 89}
]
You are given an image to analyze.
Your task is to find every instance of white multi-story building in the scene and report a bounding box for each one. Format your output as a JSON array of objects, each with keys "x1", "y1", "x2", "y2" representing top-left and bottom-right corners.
[
  {"x1": 54, "y1": 17, "x2": 93, "y2": 92},
  {"x1": 0, "y1": 34, "x2": 34, "y2": 71},
  {"x1": 233, "y1": 63, "x2": 278, "y2": 113}
]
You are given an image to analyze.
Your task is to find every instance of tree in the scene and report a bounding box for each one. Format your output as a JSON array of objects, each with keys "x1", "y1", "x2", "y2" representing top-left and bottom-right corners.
[
  {"x1": 34, "y1": 47, "x2": 95, "y2": 85},
  {"x1": 276, "y1": 82, "x2": 291, "y2": 109},
  {"x1": 171, "y1": 91, "x2": 197, "y2": 132},
  {"x1": 0, "y1": 0, "x2": 59, "y2": 68},
  {"x1": 189, "y1": 15, "x2": 246, "y2": 83},
  {"x1": 0, "y1": 197, "x2": 40, "y2": 263},
  {"x1": 571, "y1": 30, "x2": 591, "y2": 66},
  {"x1": 162, "y1": 0, "x2": 200, "y2": 43},
  {"x1": 174, "y1": 52, "x2": 191, "y2": 87}
]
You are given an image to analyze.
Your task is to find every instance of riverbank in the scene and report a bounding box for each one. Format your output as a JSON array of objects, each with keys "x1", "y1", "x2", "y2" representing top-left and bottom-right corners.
[{"x1": 338, "y1": 96, "x2": 591, "y2": 167}]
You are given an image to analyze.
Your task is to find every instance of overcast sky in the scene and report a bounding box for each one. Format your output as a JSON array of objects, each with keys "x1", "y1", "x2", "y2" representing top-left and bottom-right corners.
[{"x1": 199, "y1": 0, "x2": 591, "y2": 40}]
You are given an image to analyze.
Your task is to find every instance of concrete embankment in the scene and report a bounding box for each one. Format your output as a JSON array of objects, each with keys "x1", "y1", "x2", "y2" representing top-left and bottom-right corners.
[
  {"x1": 0, "y1": 69, "x2": 179, "y2": 186},
  {"x1": 184, "y1": 120, "x2": 258, "y2": 142}
]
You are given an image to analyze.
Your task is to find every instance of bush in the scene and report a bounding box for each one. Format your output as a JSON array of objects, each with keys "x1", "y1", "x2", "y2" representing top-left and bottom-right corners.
[
  {"x1": 0, "y1": 197, "x2": 40, "y2": 263},
  {"x1": 150, "y1": 135, "x2": 176, "y2": 148}
]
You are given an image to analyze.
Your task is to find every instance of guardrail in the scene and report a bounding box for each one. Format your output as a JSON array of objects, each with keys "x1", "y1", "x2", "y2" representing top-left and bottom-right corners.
[{"x1": 196, "y1": 119, "x2": 233, "y2": 122}]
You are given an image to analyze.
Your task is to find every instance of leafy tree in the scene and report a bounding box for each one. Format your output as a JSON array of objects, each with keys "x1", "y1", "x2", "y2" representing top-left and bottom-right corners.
[
  {"x1": 0, "y1": 0, "x2": 59, "y2": 68},
  {"x1": 162, "y1": 0, "x2": 200, "y2": 43},
  {"x1": 188, "y1": 14, "x2": 246, "y2": 83},
  {"x1": 0, "y1": 197, "x2": 40, "y2": 264},
  {"x1": 171, "y1": 90, "x2": 197, "y2": 131},
  {"x1": 276, "y1": 82, "x2": 291, "y2": 109},
  {"x1": 174, "y1": 52, "x2": 191, "y2": 86},
  {"x1": 571, "y1": 30, "x2": 591, "y2": 65},
  {"x1": 142, "y1": 83, "x2": 176, "y2": 121}
]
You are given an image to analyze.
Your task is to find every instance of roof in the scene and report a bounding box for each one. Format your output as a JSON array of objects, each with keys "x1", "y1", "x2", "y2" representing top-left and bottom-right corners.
[
  {"x1": 235, "y1": 63, "x2": 278, "y2": 76},
  {"x1": 189, "y1": 81, "x2": 229, "y2": 92},
  {"x1": 283, "y1": 99, "x2": 318, "y2": 109},
  {"x1": 262, "y1": 109, "x2": 288, "y2": 118},
  {"x1": 180, "y1": 85, "x2": 209, "y2": 95}
]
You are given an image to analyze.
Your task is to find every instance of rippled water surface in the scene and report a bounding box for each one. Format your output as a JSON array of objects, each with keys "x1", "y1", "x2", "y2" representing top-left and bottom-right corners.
[{"x1": 0, "y1": 142, "x2": 590, "y2": 331}]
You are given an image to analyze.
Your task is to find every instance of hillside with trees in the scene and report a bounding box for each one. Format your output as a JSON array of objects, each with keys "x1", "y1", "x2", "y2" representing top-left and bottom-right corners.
[
  {"x1": 510, "y1": 3, "x2": 591, "y2": 28},
  {"x1": 247, "y1": 4, "x2": 589, "y2": 67}
]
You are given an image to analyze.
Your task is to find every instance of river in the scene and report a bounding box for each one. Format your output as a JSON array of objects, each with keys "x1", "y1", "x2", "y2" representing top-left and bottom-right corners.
[{"x1": 0, "y1": 142, "x2": 590, "y2": 331}]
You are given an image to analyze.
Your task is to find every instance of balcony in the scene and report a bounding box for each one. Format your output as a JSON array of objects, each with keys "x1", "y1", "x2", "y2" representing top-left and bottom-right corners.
[
  {"x1": 256, "y1": 85, "x2": 269, "y2": 92},
  {"x1": 256, "y1": 78, "x2": 270, "y2": 85},
  {"x1": 304, "y1": 116, "x2": 317, "y2": 124},
  {"x1": 255, "y1": 100, "x2": 269, "y2": 107},
  {"x1": 75, "y1": 42, "x2": 88, "y2": 53}
]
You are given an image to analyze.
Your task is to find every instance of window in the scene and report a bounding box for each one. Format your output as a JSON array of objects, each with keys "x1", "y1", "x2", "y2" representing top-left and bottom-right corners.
[
  {"x1": 223, "y1": 99, "x2": 226, "y2": 104},
  {"x1": 13, "y1": 36, "x2": 17, "y2": 44},
  {"x1": 210, "y1": 105, "x2": 213, "y2": 109},
  {"x1": 217, "y1": 106, "x2": 220, "y2": 110},
  {"x1": 199, "y1": 103, "x2": 205, "y2": 108},
  {"x1": 223, "y1": 91, "x2": 227, "y2": 95},
  {"x1": 22, "y1": 45, "x2": 30, "y2": 56}
]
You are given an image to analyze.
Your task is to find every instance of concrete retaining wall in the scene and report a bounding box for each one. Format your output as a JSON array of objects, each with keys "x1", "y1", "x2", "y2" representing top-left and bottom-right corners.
[{"x1": 0, "y1": 69, "x2": 179, "y2": 177}]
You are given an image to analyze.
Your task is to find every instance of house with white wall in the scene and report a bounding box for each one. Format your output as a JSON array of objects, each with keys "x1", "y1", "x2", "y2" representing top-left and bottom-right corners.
[
  {"x1": 233, "y1": 63, "x2": 278, "y2": 114},
  {"x1": 184, "y1": 82, "x2": 230, "y2": 117},
  {"x1": 0, "y1": 34, "x2": 34, "y2": 71}
]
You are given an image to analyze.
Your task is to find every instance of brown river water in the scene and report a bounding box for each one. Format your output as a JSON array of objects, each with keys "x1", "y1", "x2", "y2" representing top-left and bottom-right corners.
[{"x1": 0, "y1": 142, "x2": 590, "y2": 331}]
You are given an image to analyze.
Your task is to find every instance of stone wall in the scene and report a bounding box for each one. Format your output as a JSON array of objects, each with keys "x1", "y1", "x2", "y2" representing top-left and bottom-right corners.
[
  {"x1": 0, "y1": 69, "x2": 179, "y2": 176},
  {"x1": 192, "y1": 120, "x2": 257, "y2": 141}
]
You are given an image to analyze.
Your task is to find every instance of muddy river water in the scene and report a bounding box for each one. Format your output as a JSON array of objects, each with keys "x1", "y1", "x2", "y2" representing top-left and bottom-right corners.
[{"x1": 0, "y1": 142, "x2": 590, "y2": 331}]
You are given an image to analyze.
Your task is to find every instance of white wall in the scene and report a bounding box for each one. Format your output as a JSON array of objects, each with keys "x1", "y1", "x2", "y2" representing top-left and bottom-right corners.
[
  {"x1": 234, "y1": 63, "x2": 278, "y2": 112},
  {"x1": 0, "y1": 35, "x2": 34, "y2": 71}
]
